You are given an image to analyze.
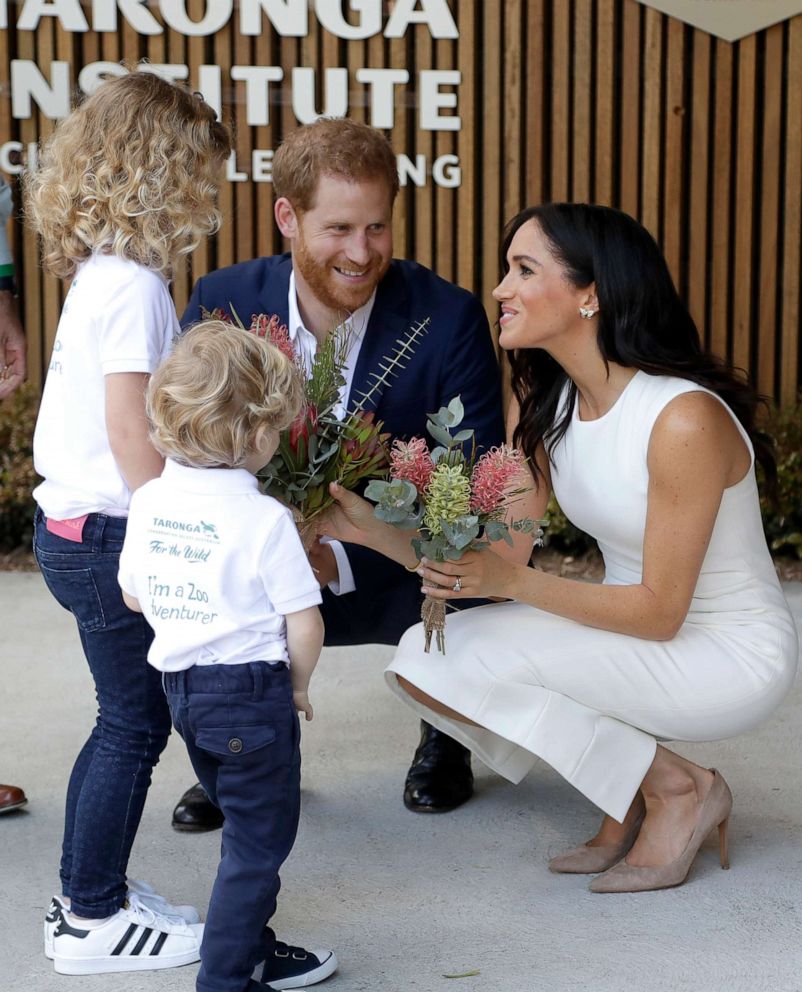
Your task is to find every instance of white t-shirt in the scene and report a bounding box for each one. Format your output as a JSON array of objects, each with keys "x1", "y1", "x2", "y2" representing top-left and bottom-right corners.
[
  {"x1": 33, "y1": 253, "x2": 177, "y2": 519},
  {"x1": 118, "y1": 460, "x2": 322, "y2": 672}
]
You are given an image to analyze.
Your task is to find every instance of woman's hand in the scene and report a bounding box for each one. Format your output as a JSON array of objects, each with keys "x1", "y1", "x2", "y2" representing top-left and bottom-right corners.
[
  {"x1": 418, "y1": 548, "x2": 522, "y2": 601},
  {"x1": 316, "y1": 482, "x2": 378, "y2": 546}
]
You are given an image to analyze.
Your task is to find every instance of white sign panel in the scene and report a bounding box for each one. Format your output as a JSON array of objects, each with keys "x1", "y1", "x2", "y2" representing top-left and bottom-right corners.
[{"x1": 634, "y1": 0, "x2": 802, "y2": 42}]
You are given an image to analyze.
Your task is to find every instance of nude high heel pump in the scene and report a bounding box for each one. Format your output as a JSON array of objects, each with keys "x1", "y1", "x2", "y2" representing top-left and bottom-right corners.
[
  {"x1": 589, "y1": 769, "x2": 732, "y2": 894},
  {"x1": 548, "y1": 811, "x2": 645, "y2": 874}
]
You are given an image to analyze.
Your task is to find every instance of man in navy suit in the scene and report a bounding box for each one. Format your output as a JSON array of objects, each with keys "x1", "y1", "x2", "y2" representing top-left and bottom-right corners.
[{"x1": 171, "y1": 117, "x2": 504, "y2": 833}]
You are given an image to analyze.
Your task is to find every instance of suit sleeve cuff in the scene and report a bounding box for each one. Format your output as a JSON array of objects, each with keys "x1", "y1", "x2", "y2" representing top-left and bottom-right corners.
[{"x1": 322, "y1": 537, "x2": 356, "y2": 596}]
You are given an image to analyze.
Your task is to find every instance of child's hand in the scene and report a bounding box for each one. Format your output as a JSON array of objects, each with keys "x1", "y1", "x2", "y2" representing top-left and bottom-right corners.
[{"x1": 293, "y1": 690, "x2": 313, "y2": 721}]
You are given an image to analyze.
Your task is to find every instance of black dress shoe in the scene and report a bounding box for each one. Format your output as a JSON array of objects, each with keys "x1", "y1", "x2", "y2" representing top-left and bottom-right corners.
[
  {"x1": 403, "y1": 721, "x2": 474, "y2": 813},
  {"x1": 172, "y1": 783, "x2": 224, "y2": 832}
]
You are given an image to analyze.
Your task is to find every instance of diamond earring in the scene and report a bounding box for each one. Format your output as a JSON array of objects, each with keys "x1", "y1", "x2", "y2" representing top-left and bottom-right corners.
[{"x1": 579, "y1": 306, "x2": 596, "y2": 319}]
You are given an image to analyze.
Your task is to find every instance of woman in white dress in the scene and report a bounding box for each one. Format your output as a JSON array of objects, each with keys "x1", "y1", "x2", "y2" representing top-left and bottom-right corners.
[{"x1": 319, "y1": 204, "x2": 798, "y2": 892}]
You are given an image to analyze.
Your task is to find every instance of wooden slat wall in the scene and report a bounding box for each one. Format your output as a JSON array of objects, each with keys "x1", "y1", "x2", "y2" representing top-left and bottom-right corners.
[{"x1": 1, "y1": 0, "x2": 800, "y2": 406}]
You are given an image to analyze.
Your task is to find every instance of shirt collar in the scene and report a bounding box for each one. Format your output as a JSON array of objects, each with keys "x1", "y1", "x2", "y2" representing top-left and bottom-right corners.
[
  {"x1": 162, "y1": 459, "x2": 260, "y2": 494},
  {"x1": 287, "y1": 269, "x2": 376, "y2": 350}
]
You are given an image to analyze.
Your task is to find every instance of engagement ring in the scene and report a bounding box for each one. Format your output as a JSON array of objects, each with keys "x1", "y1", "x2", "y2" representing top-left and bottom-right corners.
[{"x1": 453, "y1": 577, "x2": 462, "y2": 592}]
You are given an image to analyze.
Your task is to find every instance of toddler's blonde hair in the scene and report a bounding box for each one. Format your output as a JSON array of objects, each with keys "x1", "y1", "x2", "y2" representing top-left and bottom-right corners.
[
  {"x1": 147, "y1": 321, "x2": 304, "y2": 469},
  {"x1": 25, "y1": 70, "x2": 232, "y2": 279}
]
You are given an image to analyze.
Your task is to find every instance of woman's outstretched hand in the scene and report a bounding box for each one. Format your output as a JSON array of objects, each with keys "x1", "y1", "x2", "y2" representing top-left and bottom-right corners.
[
  {"x1": 316, "y1": 482, "x2": 377, "y2": 546},
  {"x1": 418, "y1": 548, "x2": 521, "y2": 601}
]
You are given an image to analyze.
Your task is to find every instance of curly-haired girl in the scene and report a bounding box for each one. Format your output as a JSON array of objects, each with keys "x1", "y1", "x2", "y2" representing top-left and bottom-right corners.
[{"x1": 26, "y1": 70, "x2": 231, "y2": 975}]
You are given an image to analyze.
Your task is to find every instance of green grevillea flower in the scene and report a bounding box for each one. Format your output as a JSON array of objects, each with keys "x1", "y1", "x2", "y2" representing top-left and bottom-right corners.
[{"x1": 423, "y1": 463, "x2": 472, "y2": 536}]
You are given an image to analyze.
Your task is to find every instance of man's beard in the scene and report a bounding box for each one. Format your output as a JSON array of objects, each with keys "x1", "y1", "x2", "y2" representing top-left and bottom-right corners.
[{"x1": 294, "y1": 234, "x2": 389, "y2": 315}]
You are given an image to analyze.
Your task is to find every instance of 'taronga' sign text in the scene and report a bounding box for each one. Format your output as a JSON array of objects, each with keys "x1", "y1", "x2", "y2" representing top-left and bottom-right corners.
[{"x1": 1, "y1": 0, "x2": 463, "y2": 187}]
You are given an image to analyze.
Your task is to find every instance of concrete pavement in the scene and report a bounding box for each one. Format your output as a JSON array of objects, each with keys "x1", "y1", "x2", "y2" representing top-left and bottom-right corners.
[{"x1": 2, "y1": 571, "x2": 801, "y2": 992}]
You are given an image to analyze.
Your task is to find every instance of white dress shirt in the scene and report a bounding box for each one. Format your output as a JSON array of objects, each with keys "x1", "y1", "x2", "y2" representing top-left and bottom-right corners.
[{"x1": 287, "y1": 271, "x2": 377, "y2": 595}]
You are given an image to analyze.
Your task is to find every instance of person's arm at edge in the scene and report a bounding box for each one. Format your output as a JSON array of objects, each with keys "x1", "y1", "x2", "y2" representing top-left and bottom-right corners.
[
  {"x1": 0, "y1": 182, "x2": 26, "y2": 399},
  {"x1": 0, "y1": 290, "x2": 26, "y2": 399}
]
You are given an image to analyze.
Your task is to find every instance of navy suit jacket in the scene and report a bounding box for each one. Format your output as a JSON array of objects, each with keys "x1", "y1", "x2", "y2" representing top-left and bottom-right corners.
[{"x1": 182, "y1": 254, "x2": 504, "y2": 645}]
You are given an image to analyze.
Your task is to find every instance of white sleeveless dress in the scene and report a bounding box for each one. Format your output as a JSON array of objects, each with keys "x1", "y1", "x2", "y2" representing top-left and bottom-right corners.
[{"x1": 386, "y1": 372, "x2": 799, "y2": 821}]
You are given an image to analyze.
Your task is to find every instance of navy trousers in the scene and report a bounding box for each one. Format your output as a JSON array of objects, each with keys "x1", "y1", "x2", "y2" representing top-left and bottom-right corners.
[{"x1": 163, "y1": 661, "x2": 301, "y2": 992}]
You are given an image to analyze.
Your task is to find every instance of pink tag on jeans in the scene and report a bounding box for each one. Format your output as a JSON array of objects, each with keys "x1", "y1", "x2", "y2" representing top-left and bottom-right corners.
[{"x1": 46, "y1": 514, "x2": 89, "y2": 543}]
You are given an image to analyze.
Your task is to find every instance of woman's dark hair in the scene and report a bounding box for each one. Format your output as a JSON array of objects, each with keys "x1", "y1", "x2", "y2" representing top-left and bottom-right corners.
[{"x1": 506, "y1": 203, "x2": 775, "y2": 489}]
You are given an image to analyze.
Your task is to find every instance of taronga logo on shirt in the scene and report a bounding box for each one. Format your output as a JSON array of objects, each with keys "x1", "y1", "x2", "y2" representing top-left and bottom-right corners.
[{"x1": 151, "y1": 517, "x2": 220, "y2": 541}]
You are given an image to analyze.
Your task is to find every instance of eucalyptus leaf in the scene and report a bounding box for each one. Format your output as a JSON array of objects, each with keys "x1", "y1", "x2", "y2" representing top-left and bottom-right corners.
[
  {"x1": 364, "y1": 480, "x2": 391, "y2": 502},
  {"x1": 451, "y1": 429, "x2": 474, "y2": 444},
  {"x1": 442, "y1": 545, "x2": 465, "y2": 561},
  {"x1": 452, "y1": 514, "x2": 479, "y2": 529},
  {"x1": 418, "y1": 537, "x2": 449, "y2": 560},
  {"x1": 375, "y1": 505, "x2": 421, "y2": 525},
  {"x1": 483, "y1": 520, "x2": 509, "y2": 542},
  {"x1": 380, "y1": 479, "x2": 419, "y2": 506},
  {"x1": 511, "y1": 518, "x2": 538, "y2": 533},
  {"x1": 427, "y1": 405, "x2": 451, "y2": 428},
  {"x1": 427, "y1": 422, "x2": 456, "y2": 448},
  {"x1": 446, "y1": 395, "x2": 465, "y2": 424},
  {"x1": 441, "y1": 519, "x2": 480, "y2": 549}
]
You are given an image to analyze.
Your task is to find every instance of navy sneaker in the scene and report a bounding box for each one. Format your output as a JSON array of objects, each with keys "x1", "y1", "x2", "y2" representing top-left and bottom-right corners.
[{"x1": 256, "y1": 940, "x2": 338, "y2": 989}]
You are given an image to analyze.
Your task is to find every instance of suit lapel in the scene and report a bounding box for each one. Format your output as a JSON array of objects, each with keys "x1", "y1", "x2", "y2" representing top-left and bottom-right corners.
[
  {"x1": 257, "y1": 254, "x2": 293, "y2": 327},
  {"x1": 348, "y1": 263, "x2": 410, "y2": 413}
]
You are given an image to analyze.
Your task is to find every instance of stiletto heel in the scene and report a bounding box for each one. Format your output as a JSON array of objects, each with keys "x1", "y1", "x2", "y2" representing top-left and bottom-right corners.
[
  {"x1": 589, "y1": 769, "x2": 733, "y2": 893},
  {"x1": 718, "y1": 817, "x2": 730, "y2": 870}
]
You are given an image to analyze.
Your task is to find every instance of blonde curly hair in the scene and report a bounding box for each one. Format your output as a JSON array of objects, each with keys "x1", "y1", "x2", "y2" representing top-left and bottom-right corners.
[
  {"x1": 25, "y1": 71, "x2": 232, "y2": 279},
  {"x1": 147, "y1": 320, "x2": 305, "y2": 469}
]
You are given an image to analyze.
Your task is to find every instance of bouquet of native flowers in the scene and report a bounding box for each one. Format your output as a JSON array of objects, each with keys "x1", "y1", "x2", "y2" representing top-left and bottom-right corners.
[
  {"x1": 364, "y1": 396, "x2": 540, "y2": 653},
  {"x1": 202, "y1": 306, "x2": 430, "y2": 544}
]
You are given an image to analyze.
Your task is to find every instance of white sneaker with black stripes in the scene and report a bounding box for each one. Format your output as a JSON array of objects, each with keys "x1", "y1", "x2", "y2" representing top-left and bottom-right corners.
[
  {"x1": 44, "y1": 896, "x2": 66, "y2": 960},
  {"x1": 44, "y1": 885, "x2": 201, "y2": 960},
  {"x1": 52, "y1": 898, "x2": 203, "y2": 974}
]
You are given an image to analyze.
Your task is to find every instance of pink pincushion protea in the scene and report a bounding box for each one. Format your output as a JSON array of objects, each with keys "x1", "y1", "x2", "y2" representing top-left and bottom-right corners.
[
  {"x1": 250, "y1": 314, "x2": 295, "y2": 362},
  {"x1": 201, "y1": 307, "x2": 296, "y2": 364},
  {"x1": 389, "y1": 437, "x2": 435, "y2": 491},
  {"x1": 470, "y1": 444, "x2": 525, "y2": 514}
]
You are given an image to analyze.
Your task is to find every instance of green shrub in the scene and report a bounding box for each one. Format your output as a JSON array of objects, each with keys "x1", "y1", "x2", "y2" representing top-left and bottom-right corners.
[
  {"x1": 759, "y1": 401, "x2": 802, "y2": 559},
  {"x1": 0, "y1": 382, "x2": 39, "y2": 551}
]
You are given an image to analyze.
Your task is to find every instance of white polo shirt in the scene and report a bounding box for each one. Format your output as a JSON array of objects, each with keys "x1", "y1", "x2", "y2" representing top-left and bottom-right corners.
[
  {"x1": 118, "y1": 460, "x2": 322, "y2": 673},
  {"x1": 33, "y1": 253, "x2": 177, "y2": 519}
]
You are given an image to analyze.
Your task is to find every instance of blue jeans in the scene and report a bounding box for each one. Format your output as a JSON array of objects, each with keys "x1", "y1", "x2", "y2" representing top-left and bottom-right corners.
[
  {"x1": 33, "y1": 508, "x2": 171, "y2": 918},
  {"x1": 163, "y1": 661, "x2": 301, "y2": 992}
]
